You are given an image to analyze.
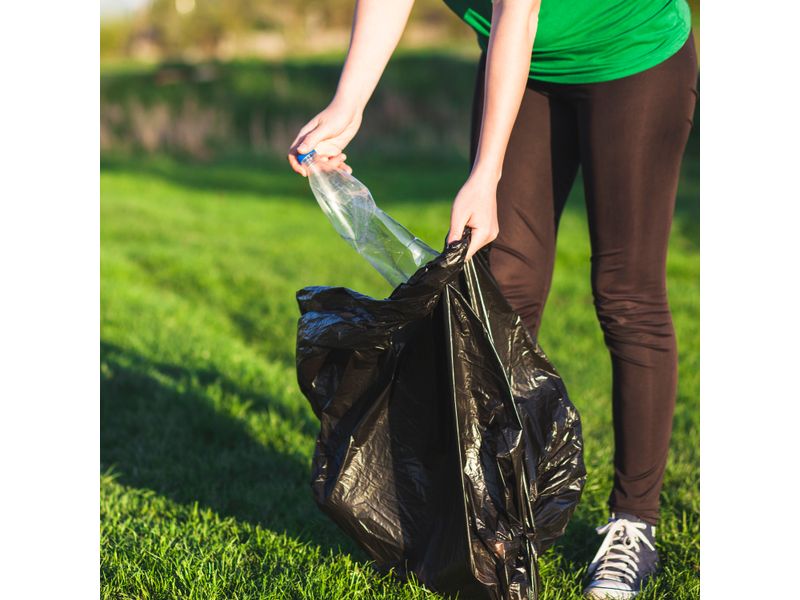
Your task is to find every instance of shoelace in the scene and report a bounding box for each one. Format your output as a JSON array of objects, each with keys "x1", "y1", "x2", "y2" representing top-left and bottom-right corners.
[{"x1": 587, "y1": 518, "x2": 655, "y2": 586}]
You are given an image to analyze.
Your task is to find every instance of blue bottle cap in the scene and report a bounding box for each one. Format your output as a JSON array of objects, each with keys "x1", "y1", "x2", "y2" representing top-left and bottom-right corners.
[{"x1": 296, "y1": 149, "x2": 316, "y2": 164}]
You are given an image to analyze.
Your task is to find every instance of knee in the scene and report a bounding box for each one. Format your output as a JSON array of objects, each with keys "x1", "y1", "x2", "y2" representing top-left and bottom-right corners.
[{"x1": 592, "y1": 278, "x2": 675, "y2": 354}]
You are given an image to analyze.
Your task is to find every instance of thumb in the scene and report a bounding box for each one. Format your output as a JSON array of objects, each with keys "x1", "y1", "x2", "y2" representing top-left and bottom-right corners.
[
  {"x1": 447, "y1": 211, "x2": 470, "y2": 245},
  {"x1": 297, "y1": 122, "x2": 333, "y2": 155}
]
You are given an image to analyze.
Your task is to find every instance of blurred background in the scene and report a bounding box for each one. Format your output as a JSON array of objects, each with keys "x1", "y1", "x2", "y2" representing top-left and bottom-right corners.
[
  {"x1": 102, "y1": 0, "x2": 483, "y2": 160},
  {"x1": 101, "y1": 0, "x2": 698, "y2": 161},
  {"x1": 100, "y1": 3, "x2": 701, "y2": 599}
]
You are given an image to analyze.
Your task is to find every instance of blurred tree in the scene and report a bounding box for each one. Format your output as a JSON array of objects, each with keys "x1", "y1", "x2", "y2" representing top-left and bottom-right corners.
[
  {"x1": 102, "y1": 0, "x2": 475, "y2": 61},
  {"x1": 101, "y1": 0, "x2": 698, "y2": 62}
]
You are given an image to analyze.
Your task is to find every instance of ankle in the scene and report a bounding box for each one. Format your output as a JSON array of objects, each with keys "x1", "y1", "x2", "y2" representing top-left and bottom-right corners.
[{"x1": 609, "y1": 507, "x2": 659, "y2": 527}]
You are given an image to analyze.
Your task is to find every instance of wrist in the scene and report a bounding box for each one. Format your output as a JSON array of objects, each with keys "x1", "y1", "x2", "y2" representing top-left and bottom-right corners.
[
  {"x1": 332, "y1": 87, "x2": 368, "y2": 115},
  {"x1": 469, "y1": 162, "x2": 503, "y2": 187}
]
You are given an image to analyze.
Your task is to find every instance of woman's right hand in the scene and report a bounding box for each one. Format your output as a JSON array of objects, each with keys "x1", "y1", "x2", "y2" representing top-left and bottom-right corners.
[{"x1": 287, "y1": 100, "x2": 363, "y2": 177}]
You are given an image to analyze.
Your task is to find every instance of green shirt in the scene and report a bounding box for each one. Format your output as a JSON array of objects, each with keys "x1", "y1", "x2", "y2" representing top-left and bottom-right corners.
[{"x1": 442, "y1": 0, "x2": 692, "y2": 83}]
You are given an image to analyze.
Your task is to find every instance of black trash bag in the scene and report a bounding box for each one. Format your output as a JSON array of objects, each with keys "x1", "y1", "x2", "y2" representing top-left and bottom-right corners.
[{"x1": 295, "y1": 231, "x2": 586, "y2": 599}]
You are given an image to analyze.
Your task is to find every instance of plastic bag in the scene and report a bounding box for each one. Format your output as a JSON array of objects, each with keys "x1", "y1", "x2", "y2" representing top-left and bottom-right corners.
[{"x1": 295, "y1": 231, "x2": 586, "y2": 599}]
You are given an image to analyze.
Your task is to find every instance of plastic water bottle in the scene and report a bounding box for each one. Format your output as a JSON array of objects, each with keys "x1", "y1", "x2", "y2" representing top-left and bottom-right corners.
[{"x1": 297, "y1": 150, "x2": 438, "y2": 287}]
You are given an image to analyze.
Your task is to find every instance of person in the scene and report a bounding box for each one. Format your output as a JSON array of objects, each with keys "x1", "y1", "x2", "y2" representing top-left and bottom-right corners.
[{"x1": 288, "y1": 0, "x2": 698, "y2": 597}]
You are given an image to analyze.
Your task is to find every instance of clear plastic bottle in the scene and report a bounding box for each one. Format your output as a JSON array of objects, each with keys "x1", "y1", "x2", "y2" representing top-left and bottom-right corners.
[{"x1": 298, "y1": 150, "x2": 438, "y2": 287}]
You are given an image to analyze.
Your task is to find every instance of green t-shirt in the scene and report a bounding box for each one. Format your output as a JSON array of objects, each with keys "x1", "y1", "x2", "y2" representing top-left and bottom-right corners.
[{"x1": 442, "y1": 0, "x2": 692, "y2": 83}]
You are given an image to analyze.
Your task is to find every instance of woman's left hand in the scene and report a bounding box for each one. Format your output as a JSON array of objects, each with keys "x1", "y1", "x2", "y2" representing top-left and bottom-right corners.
[{"x1": 447, "y1": 173, "x2": 500, "y2": 260}]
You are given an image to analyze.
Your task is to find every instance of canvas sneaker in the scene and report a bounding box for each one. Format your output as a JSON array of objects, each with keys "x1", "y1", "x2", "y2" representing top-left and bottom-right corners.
[{"x1": 582, "y1": 512, "x2": 659, "y2": 599}]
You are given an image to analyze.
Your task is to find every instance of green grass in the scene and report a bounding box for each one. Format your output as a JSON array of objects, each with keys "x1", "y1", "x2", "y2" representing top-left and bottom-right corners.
[{"x1": 101, "y1": 143, "x2": 699, "y2": 598}]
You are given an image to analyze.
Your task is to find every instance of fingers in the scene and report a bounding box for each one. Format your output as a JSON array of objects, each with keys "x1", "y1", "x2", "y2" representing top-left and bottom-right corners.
[
  {"x1": 448, "y1": 219, "x2": 492, "y2": 260},
  {"x1": 289, "y1": 126, "x2": 349, "y2": 176},
  {"x1": 287, "y1": 152, "x2": 307, "y2": 177},
  {"x1": 288, "y1": 118, "x2": 321, "y2": 176},
  {"x1": 466, "y1": 233, "x2": 483, "y2": 260},
  {"x1": 290, "y1": 118, "x2": 318, "y2": 150},
  {"x1": 447, "y1": 177, "x2": 500, "y2": 259},
  {"x1": 447, "y1": 211, "x2": 470, "y2": 245},
  {"x1": 296, "y1": 121, "x2": 333, "y2": 155},
  {"x1": 465, "y1": 226, "x2": 499, "y2": 260},
  {"x1": 286, "y1": 151, "x2": 352, "y2": 177},
  {"x1": 325, "y1": 153, "x2": 351, "y2": 174}
]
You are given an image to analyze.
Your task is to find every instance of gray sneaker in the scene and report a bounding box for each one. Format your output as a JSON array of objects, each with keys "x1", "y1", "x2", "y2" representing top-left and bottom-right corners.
[{"x1": 582, "y1": 512, "x2": 659, "y2": 599}]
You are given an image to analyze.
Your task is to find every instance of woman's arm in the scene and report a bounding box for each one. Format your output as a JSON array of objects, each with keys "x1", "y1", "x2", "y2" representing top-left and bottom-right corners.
[
  {"x1": 447, "y1": 0, "x2": 542, "y2": 258},
  {"x1": 288, "y1": 0, "x2": 416, "y2": 176}
]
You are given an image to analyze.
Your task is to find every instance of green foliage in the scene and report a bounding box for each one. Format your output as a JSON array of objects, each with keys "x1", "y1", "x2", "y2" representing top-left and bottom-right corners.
[
  {"x1": 144, "y1": 0, "x2": 278, "y2": 54},
  {"x1": 100, "y1": 0, "x2": 475, "y2": 62},
  {"x1": 100, "y1": 52, "x2": 480, "y2": 159},
  {"x1": 101, "y1": 143, "x2": 699, "y2": 598}
]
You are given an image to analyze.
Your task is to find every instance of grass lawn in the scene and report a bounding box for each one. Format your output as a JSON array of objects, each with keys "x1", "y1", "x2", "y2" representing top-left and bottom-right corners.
[{"x1": 100, "y1": 143, "x2": 699, "y2": 598}]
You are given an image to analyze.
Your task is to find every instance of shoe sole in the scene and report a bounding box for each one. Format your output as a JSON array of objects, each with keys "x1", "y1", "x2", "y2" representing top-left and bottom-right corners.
[{"x1": 583, "y1": 589, "x2": 636, "y2": 600}]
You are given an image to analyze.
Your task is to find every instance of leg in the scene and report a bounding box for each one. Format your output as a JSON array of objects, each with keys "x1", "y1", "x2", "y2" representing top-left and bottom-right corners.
[
  {"x1": 576, "y1": 35, "x2": 699, "y2": 524},
  {"x1": 470, "y1": 53, "x2": 581, "y2": 340}
]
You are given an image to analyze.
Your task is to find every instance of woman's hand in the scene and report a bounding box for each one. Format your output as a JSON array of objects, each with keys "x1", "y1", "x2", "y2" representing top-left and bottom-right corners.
[
  {"x1": 287, "y1": 100, "x2": 362, "y2": 176},
  {"x1": 447, "y1": 172, "x2": 500, "y2": 260}
]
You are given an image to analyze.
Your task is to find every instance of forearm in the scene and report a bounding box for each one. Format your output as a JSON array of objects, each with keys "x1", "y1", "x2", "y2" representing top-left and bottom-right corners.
[
  {"x1": 471, "y1": 0, "x2": 541, "y2": 183},
  {"x1": 334, "y1": 0, "x2": 416, "y2": 111}
]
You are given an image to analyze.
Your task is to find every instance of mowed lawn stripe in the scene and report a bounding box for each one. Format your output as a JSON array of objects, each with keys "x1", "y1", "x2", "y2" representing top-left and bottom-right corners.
[{"x1": 101, "y1": 155, "x2": 698, "y2": 599}]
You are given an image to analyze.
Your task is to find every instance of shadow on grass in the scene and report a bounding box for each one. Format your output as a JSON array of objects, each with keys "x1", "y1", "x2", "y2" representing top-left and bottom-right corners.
[
  {"x1": 102, "y1": 50, "x2": 698, "y2": 250},
  {"x1": 101, "y1": 124, "x2": 698, "y2": 253},
  {"x1": 100, "y1": 341, "x2": 364, "y2": 558},
  {"x1": 101, "y1": 88, "x2": 698, "y2": 247},
  {"x1": 100, "y1": 154, "x2": 311, "y2": 200},
  {"x1": 100, "y1": 338, "x2": 608, "y2": 597},
  {"x1": 99, "y1": 152, "x2": 471, "y2": 208},
  {"x1": 548, "y1": 511, "x2": 600, "y2": 569}
]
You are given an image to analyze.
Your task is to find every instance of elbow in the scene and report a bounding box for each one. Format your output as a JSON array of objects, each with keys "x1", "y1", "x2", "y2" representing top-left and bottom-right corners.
[
  {"x1": 494, "y1": 0, "x2": 542, "y2": 15},
  {"x1": 494, "y1": 0, "x2": 541, "y2": 36}
]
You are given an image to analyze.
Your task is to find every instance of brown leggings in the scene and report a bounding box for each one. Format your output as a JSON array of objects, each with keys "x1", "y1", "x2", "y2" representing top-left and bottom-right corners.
[{"x1": 470, "y1": 34, "x2": 698, "y2": 524}]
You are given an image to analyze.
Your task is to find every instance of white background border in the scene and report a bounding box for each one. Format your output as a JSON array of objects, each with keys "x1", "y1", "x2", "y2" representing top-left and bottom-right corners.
[
  {"x1": 1, "y1": 1, "x2": 799, "y2": 598},
  {"x1": 0, "y1": 2, "x2": 99, "y2": 598},
  {"x1": 701, "y1": 1, "x2": 800, "y2": 598}
]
